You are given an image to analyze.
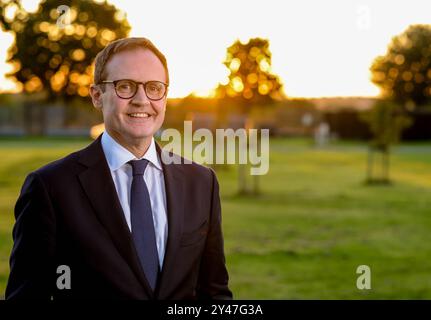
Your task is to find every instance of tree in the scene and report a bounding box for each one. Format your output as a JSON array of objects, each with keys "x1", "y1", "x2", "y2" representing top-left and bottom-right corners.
[
  {"x1": 216, "y1": 38, "x2": 284, "y2": 112},
  {"x1": 215, "y1": 38, "x2": 284, "y2": 195},
  {"x1": 365, "y1": 25, "x2": 427, "y2": 183},
  {"x1": 1, "y1": 0, "x2": 130, "y2": 100},
  {"x1": 370, "y1": 24, "x2": 431, "y2": 109},
  {"x1": 0, "y1": 0, "x2": 130, "y2": 134},
  {"x1": 360, "y1": 100, "x2": 412, "y2": 184}
]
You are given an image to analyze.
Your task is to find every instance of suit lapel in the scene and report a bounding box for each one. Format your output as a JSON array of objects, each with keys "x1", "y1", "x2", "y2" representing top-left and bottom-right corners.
[
  {"x1": 77, "y1": 135, "x2": 154, "y2": 298},
  {"x1": 155, "y1": 142, "x2": 186, "y2": 298}
]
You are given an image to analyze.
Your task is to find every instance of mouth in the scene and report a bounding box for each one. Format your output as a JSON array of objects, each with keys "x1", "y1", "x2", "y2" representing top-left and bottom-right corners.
[{"x1": 127, "y1": 112, "x2": 153, "y2": 119}]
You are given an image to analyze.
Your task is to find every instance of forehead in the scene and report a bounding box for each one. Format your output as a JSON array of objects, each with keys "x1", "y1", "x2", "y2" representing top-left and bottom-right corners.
[{"x1": 104, "y1": 48, "x2": 166, "y2": 82}]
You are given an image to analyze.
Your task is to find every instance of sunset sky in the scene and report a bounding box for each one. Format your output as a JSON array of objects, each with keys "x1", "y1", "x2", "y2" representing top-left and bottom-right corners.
[{"x1": 0, "y1": 0, "x2": 431, "y2": 98}]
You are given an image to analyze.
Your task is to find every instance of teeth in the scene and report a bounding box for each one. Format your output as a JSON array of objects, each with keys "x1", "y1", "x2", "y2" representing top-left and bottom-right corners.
[{"x1": 128, "y1": 112, "x2": 150, "y2": 118}]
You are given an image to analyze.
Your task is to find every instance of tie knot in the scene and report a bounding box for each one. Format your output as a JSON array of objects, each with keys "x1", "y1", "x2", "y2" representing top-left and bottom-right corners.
[{"x1": 128, "y1": 159, "x2": 149, "y2": 176}]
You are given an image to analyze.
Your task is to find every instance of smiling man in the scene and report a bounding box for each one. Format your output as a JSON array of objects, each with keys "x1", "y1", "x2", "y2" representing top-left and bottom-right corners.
[{"x1": 6, "y1": 37, "x2": 232, "y2": 300}]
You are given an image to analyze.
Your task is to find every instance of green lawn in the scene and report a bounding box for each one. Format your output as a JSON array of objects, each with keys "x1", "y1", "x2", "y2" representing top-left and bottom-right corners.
[{"x1": 1, "y1": 137, "x2": 430, "y2": 299}]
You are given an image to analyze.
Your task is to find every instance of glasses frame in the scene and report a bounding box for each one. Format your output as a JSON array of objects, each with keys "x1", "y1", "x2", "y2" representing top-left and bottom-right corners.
[{"x1": 100, "y1": 79, "x2": 169, "y2": 101}]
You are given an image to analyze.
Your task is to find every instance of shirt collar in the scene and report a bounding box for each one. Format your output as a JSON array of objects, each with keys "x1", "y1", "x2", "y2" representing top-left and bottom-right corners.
[{"x1": 101, "y1": 131, "x2": 163, "y2": 172}]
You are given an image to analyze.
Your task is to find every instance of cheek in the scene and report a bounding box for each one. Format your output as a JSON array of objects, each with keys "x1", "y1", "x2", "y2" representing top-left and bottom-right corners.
[
  {"x1": 155, "y1": 102, "x2": 166, "y2": 116},
  {"x1": 102, "y1": 96, "x2": 128, "y2": 120}
]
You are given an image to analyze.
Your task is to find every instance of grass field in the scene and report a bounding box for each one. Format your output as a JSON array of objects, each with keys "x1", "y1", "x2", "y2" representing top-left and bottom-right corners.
[{"x1": 1, "y1": 137, "x2": 430, "y2": 299}]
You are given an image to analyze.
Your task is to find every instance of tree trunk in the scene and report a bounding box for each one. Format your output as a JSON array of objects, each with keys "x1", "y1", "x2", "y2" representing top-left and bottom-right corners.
[
  {"x1": 238, "y1": 163, "x2": 248, "y2": 194},
  {"x1": 383, "y1": 149, "x2": 390, "y2": 182},
  {"x1": 253, "y1": 173, "x2": 260, "y2": 195},
  {"x1": 366, "y1": 146, "x2": 374, "y2": 182}
]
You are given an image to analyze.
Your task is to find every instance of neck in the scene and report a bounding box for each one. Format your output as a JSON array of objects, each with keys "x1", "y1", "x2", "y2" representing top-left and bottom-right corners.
[{"x1": 106, "y1": 129, "x2": 152, "y2": 159}]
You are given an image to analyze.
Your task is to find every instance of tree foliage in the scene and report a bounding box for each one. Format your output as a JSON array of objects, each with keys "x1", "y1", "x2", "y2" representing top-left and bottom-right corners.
[
  {"x1": 216, "y1": 38, "x2": 284, "y2": 112},
  {"x1": 370, "y1": 24, "x2": 431, "y2": 109},
  {"x1": 0, "y1": 0, "x2": 130, "y2": 101}
]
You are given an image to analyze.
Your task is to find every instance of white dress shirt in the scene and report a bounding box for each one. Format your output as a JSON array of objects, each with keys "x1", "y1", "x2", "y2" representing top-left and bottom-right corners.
[{"x1": 101, "y1": 131, "x2": 168, "y2": 268}]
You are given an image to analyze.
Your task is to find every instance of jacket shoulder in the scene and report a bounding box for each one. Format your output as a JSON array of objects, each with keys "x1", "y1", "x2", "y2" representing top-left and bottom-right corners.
[
  {"x1": 31, "y1": 140, "x2": 94, "y2": 182},
  {"x1": 163, "y1": 150, "x2": 216, "y2": 182}
]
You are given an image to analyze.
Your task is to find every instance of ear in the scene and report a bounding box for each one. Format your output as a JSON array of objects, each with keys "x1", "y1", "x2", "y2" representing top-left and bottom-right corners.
[{"x1": 90, "y1": 84, "x2": 103, "y2": 110}]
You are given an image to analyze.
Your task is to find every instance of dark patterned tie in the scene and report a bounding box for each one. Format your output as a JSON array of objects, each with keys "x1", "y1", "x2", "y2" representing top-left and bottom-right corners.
[{"x1": 128, "y1": 159, "x2": 159, "y2": 290}]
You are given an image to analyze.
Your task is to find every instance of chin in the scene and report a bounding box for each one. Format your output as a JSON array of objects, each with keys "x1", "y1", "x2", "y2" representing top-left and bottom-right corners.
[
  {"x1": 123, "y1": 126, "x2": 154, "y2": 137},
  {"x1": 129, "y1": 132, "x2": 153, "y2": 140},
  {"x1": 134, "y1": 130, "x2": 157, "y2": 139}
]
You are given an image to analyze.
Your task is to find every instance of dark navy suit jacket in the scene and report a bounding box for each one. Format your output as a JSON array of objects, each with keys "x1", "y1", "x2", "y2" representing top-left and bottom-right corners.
[{"x1": 6, "y1": 135, "x2": 232, "y2": 300}]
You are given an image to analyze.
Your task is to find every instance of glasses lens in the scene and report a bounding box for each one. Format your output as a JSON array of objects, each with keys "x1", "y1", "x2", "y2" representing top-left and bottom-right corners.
[
  {"x1": 115, "y1": 80, "x2": 136, "y2": 98},
  {"x1": 145, "y1": 81, "x2": 166, "y2": 100}
]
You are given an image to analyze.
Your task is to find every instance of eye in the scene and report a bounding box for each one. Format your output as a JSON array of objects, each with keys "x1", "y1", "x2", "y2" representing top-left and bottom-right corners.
[
  {"x1": 147, "y1": 83, "x2": 162, "y2": 93},
  {"x1": 117, "y1": 81, "x2": 134, "y2": 91}
]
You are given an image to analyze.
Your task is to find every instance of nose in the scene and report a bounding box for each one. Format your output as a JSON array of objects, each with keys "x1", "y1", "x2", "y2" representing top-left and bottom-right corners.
[{"x1": 131, "y1": 83, "x2": 150, "y2": 105}]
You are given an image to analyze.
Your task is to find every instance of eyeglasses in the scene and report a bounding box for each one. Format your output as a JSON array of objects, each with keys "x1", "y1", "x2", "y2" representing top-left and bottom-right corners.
[{"x1": 100, "y1": 79, "x2": 168, "y2": 100}]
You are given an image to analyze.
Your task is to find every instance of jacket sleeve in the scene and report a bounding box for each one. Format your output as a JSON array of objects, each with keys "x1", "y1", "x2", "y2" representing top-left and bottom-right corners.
[
  {"x1": 6, "y1": 172, "x2": 57, "y2": 300},
  {"x1": 196, "y1": 168, "x2": 233, "y2": 300}
]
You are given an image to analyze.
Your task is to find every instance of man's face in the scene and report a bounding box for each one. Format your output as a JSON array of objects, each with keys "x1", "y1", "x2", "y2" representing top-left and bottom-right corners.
[{"x1": 91, "y1": 48, "x2": 167, "y2": 146}]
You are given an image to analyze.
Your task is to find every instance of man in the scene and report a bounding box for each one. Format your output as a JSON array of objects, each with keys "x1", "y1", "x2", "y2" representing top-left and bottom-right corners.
[{"x1": 6, "y1": 37, "x2": 232, "y2": 300}]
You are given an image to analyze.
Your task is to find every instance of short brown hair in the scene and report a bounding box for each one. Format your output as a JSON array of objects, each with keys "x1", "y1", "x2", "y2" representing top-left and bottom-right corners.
[{"x1": 93, "y1": 37, "x2": 169, "y2": 85}]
